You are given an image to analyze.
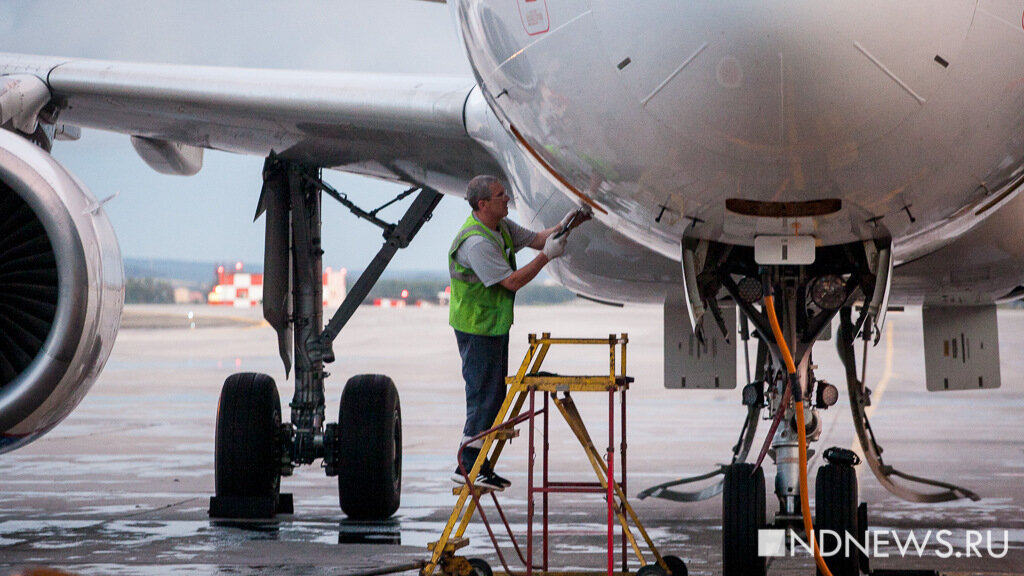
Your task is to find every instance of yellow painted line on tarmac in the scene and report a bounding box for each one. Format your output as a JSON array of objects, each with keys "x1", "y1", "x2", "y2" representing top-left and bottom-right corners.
[{"x1": 867, "y1": 319, "x2": 895, "y2": 418}]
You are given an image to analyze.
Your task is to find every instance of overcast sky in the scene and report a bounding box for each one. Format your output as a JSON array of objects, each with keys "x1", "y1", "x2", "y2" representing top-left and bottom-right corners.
[{"x1": 0, "y1": 1, "x2": 483, "y2": 272}]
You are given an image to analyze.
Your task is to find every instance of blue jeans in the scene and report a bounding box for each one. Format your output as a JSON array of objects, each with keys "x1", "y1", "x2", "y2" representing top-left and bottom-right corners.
[{"x1": 455, "y1": 329, "x2": 509, "y2": 472}]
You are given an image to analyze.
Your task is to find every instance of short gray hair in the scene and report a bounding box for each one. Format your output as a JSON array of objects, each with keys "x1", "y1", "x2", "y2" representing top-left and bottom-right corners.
[{"x1": 467, "y1": 175, "x2": 502, "y2": 210}]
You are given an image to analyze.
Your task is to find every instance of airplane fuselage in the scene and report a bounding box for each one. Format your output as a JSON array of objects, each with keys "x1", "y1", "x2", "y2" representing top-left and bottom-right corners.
[{"x1": 454, "y1": 0, "x2": 1024, "y2": 265}]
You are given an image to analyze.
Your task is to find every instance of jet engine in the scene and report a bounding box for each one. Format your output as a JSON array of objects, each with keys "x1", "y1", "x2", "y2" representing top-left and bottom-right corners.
[{"x1": 0, "y1": 128, "x2": 123, "y2": 453}]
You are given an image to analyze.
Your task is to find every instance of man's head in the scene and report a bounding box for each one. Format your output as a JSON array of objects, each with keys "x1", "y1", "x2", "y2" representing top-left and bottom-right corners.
[{"x1": 467, "y1": 175, "x2": 509, "y2": 222}]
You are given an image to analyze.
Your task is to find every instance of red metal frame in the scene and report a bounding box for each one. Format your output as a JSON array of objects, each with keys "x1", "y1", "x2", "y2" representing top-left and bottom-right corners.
[
  {"x1": 456, "y1": 411, "x2": 541, "y2": 574},
  {"x1": 528, "y1": 386, "x2": 628, "y2": 576},
  {"x1": 455, "y1": 385, "x2": 632, "y2": 576}
]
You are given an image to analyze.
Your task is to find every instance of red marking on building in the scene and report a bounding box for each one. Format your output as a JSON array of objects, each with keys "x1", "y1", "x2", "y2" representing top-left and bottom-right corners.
[
  {"x1": 373, "y1": 298, "x2": 407, "y2": 308},
  {"x1": 208, "y1": 263, "x2": 347, "y2": 308}
]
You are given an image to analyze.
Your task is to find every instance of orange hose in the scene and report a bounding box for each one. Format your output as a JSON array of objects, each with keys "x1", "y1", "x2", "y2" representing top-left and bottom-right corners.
[
  {"x1": 764, "y1": 296, "x2": 796, "y2": 375},
  {"x1": 764, "y1": 295, "x2": 834, "y2": 576}
]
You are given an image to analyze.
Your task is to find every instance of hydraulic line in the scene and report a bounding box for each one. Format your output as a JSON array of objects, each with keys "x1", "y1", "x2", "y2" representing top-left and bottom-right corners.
[
  {"x1": 764, "y1": 294, "x2": 834, "y2": 576},
  {"x1": 752, "y1": 375, "x2": 791, "y2": 471}
]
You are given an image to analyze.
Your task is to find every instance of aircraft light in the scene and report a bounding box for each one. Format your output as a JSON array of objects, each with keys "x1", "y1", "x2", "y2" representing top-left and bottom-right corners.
[
  {"x1": 809, "y1": 275, "x2": 845, "y2": 310},
  {"x1": 816, "y1": 382, "x2": 839, "y2": 408},
  {"x1": 741, "y1": 383, "x2": 762, "y2": 406},
  {"x1": 737, "y1": 276, "x2": 763, "y2": 303}
]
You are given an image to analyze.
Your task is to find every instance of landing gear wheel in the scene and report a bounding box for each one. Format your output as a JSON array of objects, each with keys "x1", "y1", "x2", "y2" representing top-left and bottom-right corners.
[
  {"x1": 722, "y1": 463, "x2": 766, "y2": 576},
  {"x1": 815, "y1": 461, "x2": 860, "y2": 576},
  {"x1": 636, "y1": 564, "x2": 667, "y2": 576},
  {"x1": 467, "y1": 558, "x2": 492, "y2": 576},
  {"x1": 214, "y1": 372, "x2": 283, "y2": 499},
  {"x1": 662, "y1": 555, "x2": 688, "y2": 576},
  {"x1": 337, "y1": 373, "x2": 402, "y2": 520},
  {"x1": 857, "y1": 503, "x2": 870, "y2": 574}
]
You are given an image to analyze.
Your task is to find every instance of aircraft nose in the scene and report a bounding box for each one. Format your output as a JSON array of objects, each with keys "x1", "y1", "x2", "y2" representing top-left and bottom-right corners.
[{"x1": 590, "y1": 0, "x2": 975, "y2": 154}]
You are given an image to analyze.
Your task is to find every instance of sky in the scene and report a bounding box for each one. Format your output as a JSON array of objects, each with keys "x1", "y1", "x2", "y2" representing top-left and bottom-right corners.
[{"x1": 0, "y1": 1, "x2": 483, "y2": 272}]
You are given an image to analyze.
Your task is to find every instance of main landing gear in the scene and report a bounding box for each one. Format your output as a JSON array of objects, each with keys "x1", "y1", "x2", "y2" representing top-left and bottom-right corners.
[{"x1": 210, "y1": 157, "x2": 442, "y2": 520}]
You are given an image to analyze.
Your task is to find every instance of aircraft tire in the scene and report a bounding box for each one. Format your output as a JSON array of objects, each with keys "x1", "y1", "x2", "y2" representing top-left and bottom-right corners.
[
  {"x1": 661, "y1": 554, "x2": 688, "y2": 576},
  {"x1": 337, "y1": 373, "x2": 402, "y2": 520},
  {"x1": 214, "y1": 372, "x2": 282, "y2": 499},
  {"x1": 722, "y1": 463, "x2": 766, "y2": 576},
  {"x1": 468, "y1": 558, "x2": 492, "y2": 576},
  {"x1": 636, "y1": 564, "x2": 667, "y2": 576},
  {"x1": 815, "y1": 462, "x2": 860, "y2": 576}
]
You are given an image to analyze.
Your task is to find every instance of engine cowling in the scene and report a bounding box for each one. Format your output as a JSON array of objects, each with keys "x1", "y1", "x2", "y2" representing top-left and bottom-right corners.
[{"x1": 0, "y1": 128, "x2": 123, "y2": 453}]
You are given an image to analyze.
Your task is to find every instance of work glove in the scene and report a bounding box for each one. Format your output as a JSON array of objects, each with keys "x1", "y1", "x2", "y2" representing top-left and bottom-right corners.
[
  {"x1": 559, "y1": 205, "x2": 594, "y2": 230},
  {"x1": 543, "y1": 233, "x2": 568, "y2": 260}
]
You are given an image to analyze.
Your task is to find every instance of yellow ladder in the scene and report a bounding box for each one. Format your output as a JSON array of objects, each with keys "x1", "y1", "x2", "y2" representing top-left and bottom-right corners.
[{"x1": 423, "y1": 333, "x2": 667, "y2": 576}]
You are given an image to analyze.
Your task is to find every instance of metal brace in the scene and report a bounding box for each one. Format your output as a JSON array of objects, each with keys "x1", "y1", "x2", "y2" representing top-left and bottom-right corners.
[
  {"x1": 307, "y1": 175, "x2": 422, "y2": 239},
  {"x1": 837, "y1": 307, "x2": 980, "y2": 503},
  {"x1": 305, "y1": 179, "x2": 444, "y2": 364}
]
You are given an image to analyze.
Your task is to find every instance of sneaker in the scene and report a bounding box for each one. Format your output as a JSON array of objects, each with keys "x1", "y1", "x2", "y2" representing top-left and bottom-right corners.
[
  {"x1": 476, "y1": 461, "x2": 511, "y2": 488},
  {"x1": 486, "y1": 470, "x2": 512, "y2": 488},
  {"x1": 451, "y1": 468, "x2": 505, "y2": 491}
]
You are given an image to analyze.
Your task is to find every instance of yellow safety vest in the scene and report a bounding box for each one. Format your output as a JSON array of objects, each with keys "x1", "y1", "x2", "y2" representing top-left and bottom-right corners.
[{"x1": 448, "y1": 215, "x2": 517, "y2": 336}]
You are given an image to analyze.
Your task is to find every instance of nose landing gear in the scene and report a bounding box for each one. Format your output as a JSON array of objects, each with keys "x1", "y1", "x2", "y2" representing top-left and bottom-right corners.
[{"x1": 683, "y1": 239, "x2": 886, "y2": 576}]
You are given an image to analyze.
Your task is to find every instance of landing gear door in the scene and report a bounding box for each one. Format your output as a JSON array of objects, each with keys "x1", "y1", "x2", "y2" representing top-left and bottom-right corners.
[
  {"x1": 664, "y1": 297, "x2": 737, "y2": 389},
  {"x1": 923, "y1": 305, "x2": 1001, "y2": 391}
]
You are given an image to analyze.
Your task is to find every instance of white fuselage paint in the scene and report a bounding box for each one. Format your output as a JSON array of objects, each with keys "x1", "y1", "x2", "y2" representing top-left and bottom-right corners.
[{"x1": 453, "y1": 0, "x2": 1024, "y2": 272}]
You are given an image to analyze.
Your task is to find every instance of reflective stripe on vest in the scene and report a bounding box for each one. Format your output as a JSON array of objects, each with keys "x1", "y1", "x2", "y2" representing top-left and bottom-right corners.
[{"x1": 448, "y1": 215, "x2": 517, "y2": 336}]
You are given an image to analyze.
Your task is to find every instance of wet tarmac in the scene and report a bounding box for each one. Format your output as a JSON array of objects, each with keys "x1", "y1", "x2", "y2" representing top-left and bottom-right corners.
[{"x1": 1, "y1": 303, "x2": 1022, "y2": 575}]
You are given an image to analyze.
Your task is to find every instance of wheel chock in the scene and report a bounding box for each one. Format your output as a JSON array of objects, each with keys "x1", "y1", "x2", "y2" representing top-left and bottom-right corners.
[
  {"x1": 277, "y1": 493, "x2": 294, "y2": 513},
  {"x1": 208, "y1": 492, "x2": 293, "y2": 518}
]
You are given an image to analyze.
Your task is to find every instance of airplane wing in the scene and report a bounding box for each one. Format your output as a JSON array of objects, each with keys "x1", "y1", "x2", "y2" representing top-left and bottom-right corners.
[
  {"x1": 0, "y1": 50, "x2": 508, "y2": 454},
  {"x1": 0, "y1": 52, "x2": 501, "y2": 192}
]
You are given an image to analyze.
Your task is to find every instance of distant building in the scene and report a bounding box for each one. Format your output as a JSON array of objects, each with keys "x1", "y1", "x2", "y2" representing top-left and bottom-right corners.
[
  {"x1": 323, "y1": 268, "x2": 347, "y2": 310},
  {"x1": 173, "y1": 287, "x2": 205, "y2": 304},
  {"x1": 373, "y1": 297, "x2": 407, "y2": 308},
  {"x1": 208, "y1": 262, "x2": 347, "y2": 308}
]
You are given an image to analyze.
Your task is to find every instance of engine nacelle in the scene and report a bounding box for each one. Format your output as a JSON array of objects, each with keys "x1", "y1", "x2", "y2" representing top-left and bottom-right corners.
[{"x1": 0, "y1": 128, "x2": 123, "y2": 453}]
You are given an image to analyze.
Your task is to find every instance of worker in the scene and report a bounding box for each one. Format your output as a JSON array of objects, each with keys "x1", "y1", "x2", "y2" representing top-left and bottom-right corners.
[{"x1": 448, "y1": 175, "x2": 591, "y2": 490}]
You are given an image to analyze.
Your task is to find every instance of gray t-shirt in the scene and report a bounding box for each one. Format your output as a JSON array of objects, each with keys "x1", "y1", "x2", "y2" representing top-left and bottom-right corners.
[{"x1": 454, "y1": 218, "x2": 537, "y2": 287}]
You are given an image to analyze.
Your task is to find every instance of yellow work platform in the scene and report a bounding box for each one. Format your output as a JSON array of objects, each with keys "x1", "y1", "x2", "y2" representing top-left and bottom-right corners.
[{"x1": 423, "y1": 334, "x2": 685, "y2": 576}]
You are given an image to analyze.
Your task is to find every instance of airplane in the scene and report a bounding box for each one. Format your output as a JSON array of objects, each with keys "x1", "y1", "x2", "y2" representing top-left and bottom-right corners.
[{"x1": 2, "y1": 1, "x2": 1023, "y2": 574}]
